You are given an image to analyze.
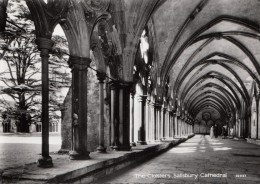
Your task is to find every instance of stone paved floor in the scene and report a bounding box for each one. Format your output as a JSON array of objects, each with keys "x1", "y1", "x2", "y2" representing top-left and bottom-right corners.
[
  {"x1": 95, "y1": 135, "x2": 260, "y2": 184},
  {"x1": 0, "y1": 133, "x2": 61, "y2": 170}
]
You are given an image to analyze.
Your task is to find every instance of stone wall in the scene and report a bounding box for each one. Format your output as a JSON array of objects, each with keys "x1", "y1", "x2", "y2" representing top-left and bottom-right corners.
[
  {"x1": 86, "y1": 68, "x2": 99, "y2": 151},
  {"x1": 60, "y1": 65, "x2": 110, "y2": 152},
  {"x1": 60, "y1": 87, "x2": 72, "y2": 151}
]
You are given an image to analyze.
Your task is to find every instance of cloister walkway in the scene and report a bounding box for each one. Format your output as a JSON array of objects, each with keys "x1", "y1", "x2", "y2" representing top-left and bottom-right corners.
[{"x1": 95, "y1": 135, "x2": 260, "y2": 184}]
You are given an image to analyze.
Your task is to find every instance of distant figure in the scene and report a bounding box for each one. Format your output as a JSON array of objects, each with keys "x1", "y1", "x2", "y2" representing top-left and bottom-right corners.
[
  {"x1": 222, "y1": 125, "x2": 228, "y2": 139},
  {"x1": 2, "y1": 119, "x2": 6, "y2": 132},
  {"x1": 230, "y1": 127, "x2": 234, "y2": 138},
  {"x1": 213, "y1": 124, "x2": 218, "y2": 138},
  {"x1": 6, "y1": 117, "x2": 11, "y2": 132},
  {"x1": 210, "y1": 126, "x2": 214, "y2": 138}
]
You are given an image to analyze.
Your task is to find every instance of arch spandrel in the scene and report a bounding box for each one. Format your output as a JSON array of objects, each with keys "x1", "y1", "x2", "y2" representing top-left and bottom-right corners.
[{"x1": 25, "y1": 0, "x2": 69, "y2": 39}]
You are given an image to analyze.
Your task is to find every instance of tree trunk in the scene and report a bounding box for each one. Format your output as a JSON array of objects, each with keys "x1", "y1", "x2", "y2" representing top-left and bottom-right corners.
[{"x1": 17, "y1": 93, "x2": 30, "y2": 133}]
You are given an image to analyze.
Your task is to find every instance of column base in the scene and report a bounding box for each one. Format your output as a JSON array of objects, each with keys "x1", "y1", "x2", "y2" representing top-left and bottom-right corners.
[
  {"x1": 131, "y1": 142, "x2": 136, "y2": 147},
  {"x1": 113, "y1": 145, "x2": 131, "y2": 151},
  {"x1": 37, "y1": 156, "x2": 53, "y2": 168},
  {"x1": 112, "y1": 145, "x2": 119, "y2": 151},
  {"x1": 69, "y1": 150, "x2": 90, "y2": 160},
  {"x1": 97, "y1": 146, "x2": 107, "y2": 153},
  {"x1": 118, "y1": 145, "x2": 132, "y2": 151},
  {"x1": 137, "y1": 141, "x2": 147, "y2": 145},
  {"x1": 58, "y1": 149, "x2": 70, "y2": 154}
]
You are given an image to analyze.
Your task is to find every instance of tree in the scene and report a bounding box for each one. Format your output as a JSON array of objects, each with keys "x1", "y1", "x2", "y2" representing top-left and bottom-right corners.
[{"x1": 0, "y1": 0, "x2": 70, "y2": 132}]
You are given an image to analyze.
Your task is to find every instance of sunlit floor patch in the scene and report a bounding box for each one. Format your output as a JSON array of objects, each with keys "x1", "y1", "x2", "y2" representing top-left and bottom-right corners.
[
  {"x1": 168, "y1": 147, "x2": 197, "y2": 153},
  {"x1": 213, "y1": 147, "x2": 232, "y2": 151}
]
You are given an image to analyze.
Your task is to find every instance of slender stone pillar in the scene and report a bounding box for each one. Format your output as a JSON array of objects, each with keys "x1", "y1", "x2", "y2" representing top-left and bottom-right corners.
[
  {"x1": 130, "y1": 90, "x2": 136, "y2": 146},
  {"x1": 165, "y1": 109, "x2": 169, "y2": 139},
  {"x1": 240, "y1": 119, "x2": 243, "y2": 138},
  {"x1": 146, "y1": 98, "x2": 151, "y2": 142},
  {"x1": 35, "y1": 37, "x2": 54, "y2": 168},
  {"x1": 154, "y1": 104, "x2": 158, "y2": 141},
  {"x1": 155, "y1": 104, "x2": 162, "y2": 141},
  {"x1": 162, "y1": 107, "x2": 166, "y2": 139},
  {"x1": 0, "y1": 0, "x2": 8, "y2": 33},
  {"x1": 185, "y1": 122, "x2": 187, "y2": 135},
  {"x1": 137, "y1": 95, "x2": 147, "y2": 145},
  {"x1": 118, "y1": 82, "x2": 132, "y2": 151},
  {"x1": 96, "y1": 72, "x2": 106, "y2": 153},
  {"x1": 183, "y1": 122, "x2": 185, "y2": 136},
  {"x1": 173, "y1": 113, "x2": 176, "y2": 137},
  {"x1": 110, "y1": 81, "x2": 131, "y2": 151},
  {"x1": 151, "y1": 102, "x2": 155, "y2": 142},
  {"x1": 177, "y1": 117, "x2": 180, "y2": 137},
  {"x1": 110, "y1": 81, "x2": 120, "y2": 150},
  {"x1": 179, "y1": 118, "x2": 182, "y2": 137},
  {"x1": 170, "y1": 112, "x2": 173, "y2": 138},
  {"x1": 68, "y1": 56, "x2": 91, "y2": 160},
  {"x1": 256, "y1": 98, "x2": 259, "y2": 139},
  {"x1": 168, "y1": 112, "x2": 172, "y2": 138},
  {"x1": 175, "y1": 115, "x2": 178, "y2": 137}
]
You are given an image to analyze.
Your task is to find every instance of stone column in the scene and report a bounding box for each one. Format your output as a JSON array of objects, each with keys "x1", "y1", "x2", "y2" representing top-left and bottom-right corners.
[
  {"x1": 179, "y1": 118, "x2": 182, "y2": 137},
  {"x1": 118, "y1": 82, "x2": 132, "y2": 151},
  {"x1": 185, "y1": 122, "x2": 187, "y2": 135},
  {"x1": 155, "y1": 104, "x2": 162, "y2": 141},
  {"x1": 68, "y1": 56, "x2": 91, "y2": 160},
  {"x1": 176, "y1": 117, "x2": 179, "y2": 137},
  {"x1": 256, "y1": 98, "x2": 259, "y2": 139},
  {"x1": 137, "y1": 95, "x2": 147, "y2": 145},
  {"x1": 150, "y1": 102, "x2": 155, "y2": 142},
  {"x1": 168, "y1": 112, "x2": 172, "y2": 138},
  {"x1": 162, "y1": 107, "x2": 166, "y2": 139},
  {"x1": 175, "y1": 115, "x2": 178, "y2": 137},
  {"x1": 165, "y1": 109, "x2": 169, "y2": 139},
  {"x1": 96, "y1": 72, "x2": 106, "y2": 153},
  {"x1": 130, "y1": 90, "x2": 136, "y2": 146},
  {"x1": 182, "y1": 121, "x2": 184, "y2": 136},
  {"x1": 110, "y1": 81, "x2": 120, "y2": 150},
  {"x1": 110, "y1": 81, "x2": 132, "y2": 151},
  {"x1": 240, "y1": 119, "x2": 243, "y2": 138},
  {"x1": 0, "y1": 0, "x2": 7, "y2": 33},
  {"x1": 146, "y1": 97, "x2": 151, "y2": 142},
  {"x1": 170, "y1": 112, "x2": 173, "y2": 138},
  {"x1": 35, "y1": 37, "x2": 54, "y2": 168},
  {"x1": 154, "y1": 104, "x2": 158, "y2": 141},
  {"x1": 173, "y1": 113, "x2": 176, "y2": 137}
]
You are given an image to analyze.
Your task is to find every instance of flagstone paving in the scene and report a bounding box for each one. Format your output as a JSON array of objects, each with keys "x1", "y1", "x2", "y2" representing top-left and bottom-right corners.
[{"x1": 94, "y1": 135, "x2": 260, "y2": 184}]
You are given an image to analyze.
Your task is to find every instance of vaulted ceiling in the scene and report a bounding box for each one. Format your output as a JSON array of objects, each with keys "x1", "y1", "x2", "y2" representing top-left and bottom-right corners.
[
  {"x1": 4, "y1": 0, "x2": 259, "y2": 124},
  {"x1": 148, "y1": 0, "x2": 260, "y2": 122}
]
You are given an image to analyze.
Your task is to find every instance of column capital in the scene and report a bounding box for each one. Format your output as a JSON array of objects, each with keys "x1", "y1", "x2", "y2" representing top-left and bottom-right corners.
[
  {"x1": 35, "y1": 37, "x2": 54, "y2": 50},
  {"x1": 68, "y1": 55, "x2": 91, "y2": 71},
  {"x1": 155, "y1": 103, "x2": 162, "y2": 109},
  {"x1": 96, "y1": 72, "x2": 106, "y2": 82},
  {"x1": 130, "y1": 91, "x2": 136, "y2": 98},
  {"x1": 109, "y1": 80, "x2": 133, "y2": 90},
  {"x1": 138, "y1": 95, "x2": 148, "y2": 102},
  {"x1": 109, "y1": 80, "x2": 120, "y2": 90}
]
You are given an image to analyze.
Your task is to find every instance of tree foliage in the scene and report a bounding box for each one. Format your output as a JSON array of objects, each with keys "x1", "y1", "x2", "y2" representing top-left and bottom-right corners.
[{"x1": 0, "y1": 0, "x2": 71, "y2": 131}]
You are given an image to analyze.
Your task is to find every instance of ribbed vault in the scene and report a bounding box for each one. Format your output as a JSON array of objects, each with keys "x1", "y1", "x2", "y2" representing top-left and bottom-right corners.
[{"x1": 147, "y1": 0, "x2": 260, "y2": 129}]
